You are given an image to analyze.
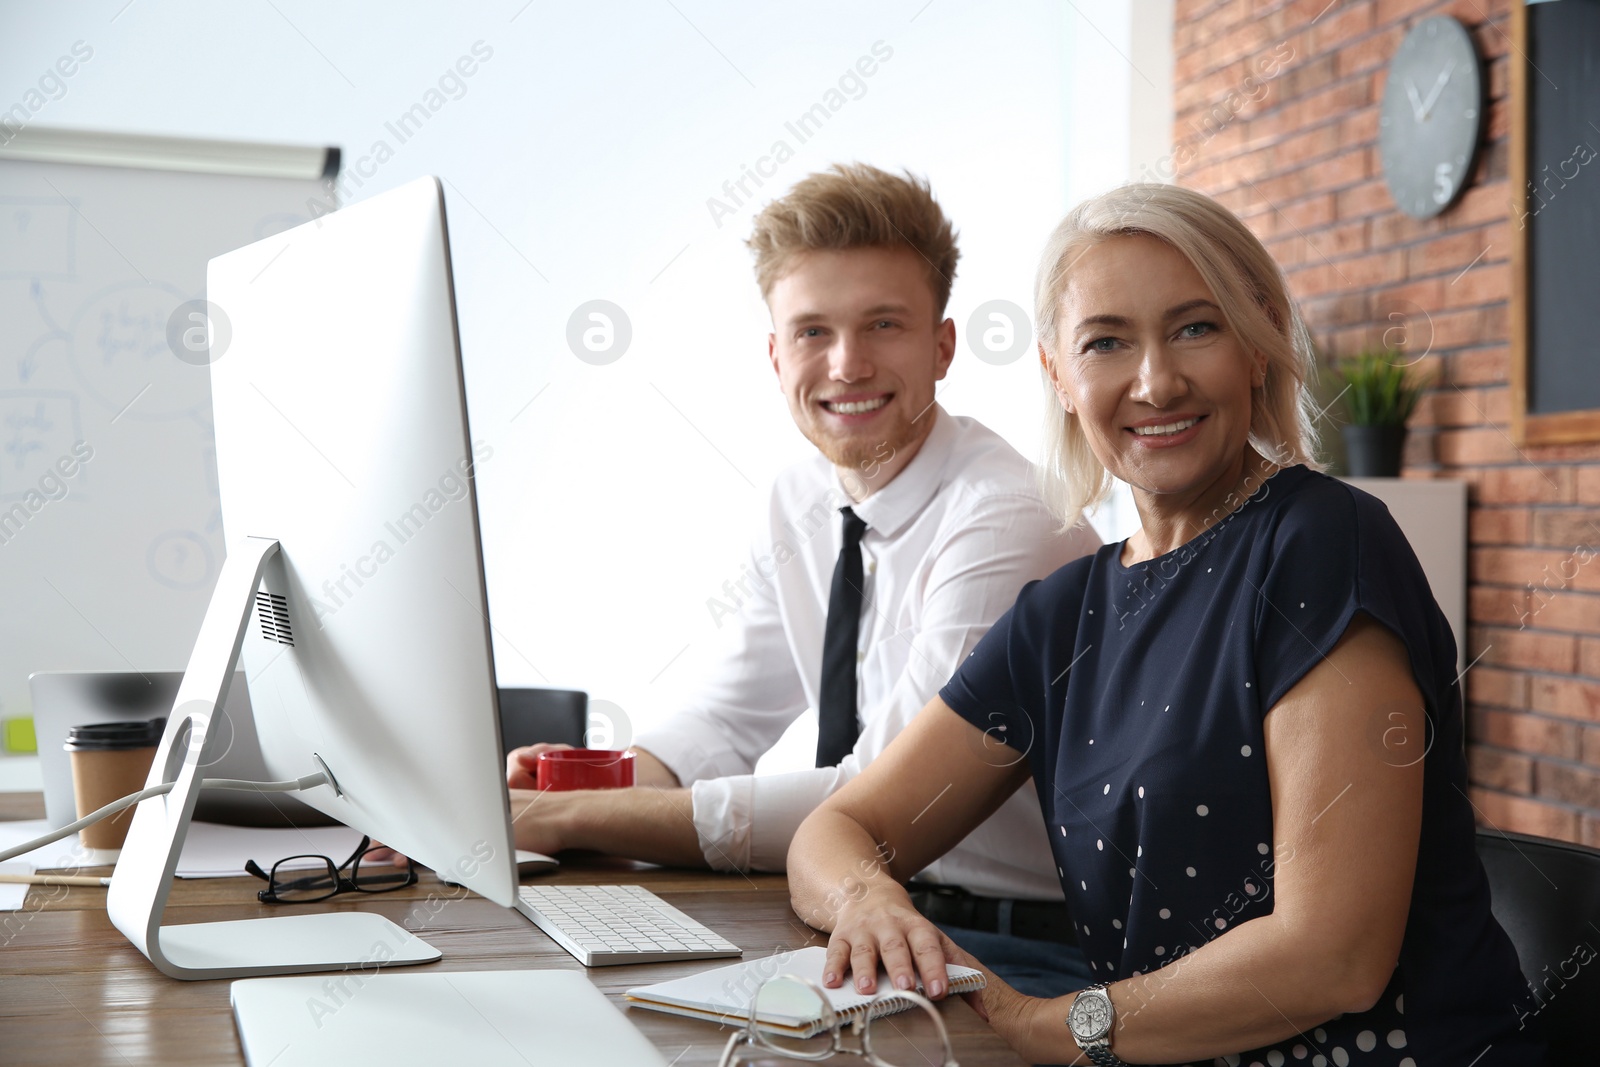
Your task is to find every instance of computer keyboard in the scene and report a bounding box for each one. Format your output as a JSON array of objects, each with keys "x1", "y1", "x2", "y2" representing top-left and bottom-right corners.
[{"x1": 514, "y1": 884, "x2": 743, "y2": 967}]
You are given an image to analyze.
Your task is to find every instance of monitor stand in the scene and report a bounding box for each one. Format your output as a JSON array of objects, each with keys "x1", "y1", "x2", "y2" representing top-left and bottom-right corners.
[{"x1": 105, "y1": 536, "x2": 441, "y2": 981}]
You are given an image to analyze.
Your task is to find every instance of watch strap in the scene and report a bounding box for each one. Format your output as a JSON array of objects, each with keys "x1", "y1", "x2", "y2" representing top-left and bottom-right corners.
[{"x1": 1084, "y1": 1043, "x2": 1128, "y2": 1067}]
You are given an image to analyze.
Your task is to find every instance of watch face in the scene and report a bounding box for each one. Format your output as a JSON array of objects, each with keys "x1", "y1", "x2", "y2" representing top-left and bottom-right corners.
[
  {"x1": 1069, "y1": 992, "x2": 1112, "y2": 1040},
  {"x1": 1378, "y1": 15, "x2": 1482, "y2": 219}
]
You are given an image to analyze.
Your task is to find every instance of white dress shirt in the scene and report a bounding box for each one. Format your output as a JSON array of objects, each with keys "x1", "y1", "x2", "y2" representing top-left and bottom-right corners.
[{"x1": 634, "y1": 406, "x2": 1100, "y2": 900}]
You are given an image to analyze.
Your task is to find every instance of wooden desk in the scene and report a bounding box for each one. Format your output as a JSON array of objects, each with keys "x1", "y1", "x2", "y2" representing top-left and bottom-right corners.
[{"x1": 0, "y1": 793, "x2": 1024, "y2": 1066}]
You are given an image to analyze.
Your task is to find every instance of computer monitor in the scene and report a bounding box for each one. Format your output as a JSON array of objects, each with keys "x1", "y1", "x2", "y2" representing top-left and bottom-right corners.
[{"x1": 106, "y1": 176, "x2": 516, "y2": 980}]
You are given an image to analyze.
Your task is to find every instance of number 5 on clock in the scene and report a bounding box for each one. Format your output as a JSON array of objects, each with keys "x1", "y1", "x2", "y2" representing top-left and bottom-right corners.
[{"x1": 1433, "y1": 161, "x2": 1455, "y2": 205}]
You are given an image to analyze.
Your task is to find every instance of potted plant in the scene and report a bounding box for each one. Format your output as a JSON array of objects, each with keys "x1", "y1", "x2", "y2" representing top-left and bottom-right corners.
[{"x1": 1336, "y1": 349, "x2": 1430, "y2": 478}]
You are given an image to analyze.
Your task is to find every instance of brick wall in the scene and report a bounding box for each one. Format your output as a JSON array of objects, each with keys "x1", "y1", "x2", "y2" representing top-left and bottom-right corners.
[{"x1": 1172, "y1": 0, "x2": 1600, "y2": 846}]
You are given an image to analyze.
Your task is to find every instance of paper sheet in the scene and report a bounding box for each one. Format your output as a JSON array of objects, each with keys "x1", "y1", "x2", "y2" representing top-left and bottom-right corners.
[
  {"x1": 0, "y1": 820, "x2": 88, "y2": 873},
  {"x1": 0, "y1": 819, "x2": 364, "y2": 901},
  {"x1": 0, "y1": 862, "x2": 29, "y2": 910},
  {"x1": 168, "y1": 821, "x2": 365, "y2": 877}
]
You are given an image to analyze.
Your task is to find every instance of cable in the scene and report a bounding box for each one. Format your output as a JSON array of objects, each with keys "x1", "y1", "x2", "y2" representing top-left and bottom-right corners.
[
  {"x1": 0, "y1": 771, "x2": 328, "y2": 865},
  {"x1": 196, "y1": 774, "x2": 328, "y2": 794}
]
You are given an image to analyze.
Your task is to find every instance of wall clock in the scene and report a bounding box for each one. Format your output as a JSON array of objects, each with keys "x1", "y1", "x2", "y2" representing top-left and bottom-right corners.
[{"x1": 1378, "y1": 16, "x2": 1484, "y2": 220}]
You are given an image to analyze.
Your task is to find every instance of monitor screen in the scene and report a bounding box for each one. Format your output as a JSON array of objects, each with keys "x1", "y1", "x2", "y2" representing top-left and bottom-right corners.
[
  {"x1": 205, "y1": 175, "x2": 514, "y2": 906},
  {"x1": 107, "y1": 176, "x2": 516, "y2": 980}
]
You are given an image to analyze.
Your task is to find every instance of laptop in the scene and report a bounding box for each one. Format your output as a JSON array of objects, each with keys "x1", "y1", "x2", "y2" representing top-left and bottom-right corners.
[
  {"x1": 232, "y1": 969, "x2": 669, "y2": 1066},
  {"x1": 28, "y1": 670, "x2": 334, "y2": 830}
]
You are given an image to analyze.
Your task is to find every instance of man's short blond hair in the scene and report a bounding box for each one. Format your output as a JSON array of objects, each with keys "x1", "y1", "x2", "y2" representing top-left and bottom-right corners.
[{"x1": 747, "y1": 163, "x2": 959, "y2": 316}]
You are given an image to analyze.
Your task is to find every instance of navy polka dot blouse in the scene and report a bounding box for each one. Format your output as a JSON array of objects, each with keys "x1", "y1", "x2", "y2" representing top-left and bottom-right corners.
[{"x1": 940, "y1": 465, "x2": 1544, "y2": 1067}]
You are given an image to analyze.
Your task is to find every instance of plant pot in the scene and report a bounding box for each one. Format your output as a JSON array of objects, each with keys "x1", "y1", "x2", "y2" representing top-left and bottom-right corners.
[{"x1": 1341, "y1": 423, "x2": 1407, "y2": 478}]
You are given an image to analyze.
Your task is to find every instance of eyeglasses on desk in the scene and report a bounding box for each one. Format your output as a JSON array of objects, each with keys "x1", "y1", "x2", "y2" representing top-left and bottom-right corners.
[
  {"x1": 245, "y1": 834, "x2": 417, "y2": 904},
  {"x1": 718, "y1": 973, "x2": 959, "y2": 1067}
]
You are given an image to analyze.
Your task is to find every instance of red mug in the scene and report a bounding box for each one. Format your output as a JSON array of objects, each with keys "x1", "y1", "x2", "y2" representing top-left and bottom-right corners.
[{"x1": 535, "y1": 748, "x2": 635, "y2": 791}]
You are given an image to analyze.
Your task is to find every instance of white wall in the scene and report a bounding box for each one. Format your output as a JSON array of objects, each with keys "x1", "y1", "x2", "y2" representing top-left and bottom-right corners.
[
  {"x1": 0, "y1": 1, "x2": 1170, "y2": 755},
  {"x1": 1062, "y1": 0, "x2": 1176, "y2": 540}
]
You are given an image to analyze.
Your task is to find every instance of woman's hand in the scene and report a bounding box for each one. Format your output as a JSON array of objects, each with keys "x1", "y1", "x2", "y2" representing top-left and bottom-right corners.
[
  {"x1": 933, "y1": 930, "x2": 1034, "y2": 1040},
  {"x1": 789, "y1": 698, "x2": 1036, "y2": 1003},
  {"x1": 821, "y1": 901, "x2": 1042, "y2": 1048},
  {"x1": 821, "y1": 884, "x2": 956, "y2": 999}
]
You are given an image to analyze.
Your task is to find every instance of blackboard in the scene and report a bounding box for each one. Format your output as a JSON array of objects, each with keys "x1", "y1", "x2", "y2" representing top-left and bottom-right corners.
[
  {"x1": 0, "y1": 127, "x2": 335, "y2": 743},
  {"x1": 1512, "y1": 0, "x2": 1600, "y2": 444}
]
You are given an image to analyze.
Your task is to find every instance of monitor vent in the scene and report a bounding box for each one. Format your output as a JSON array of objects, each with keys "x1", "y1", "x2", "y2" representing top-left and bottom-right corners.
[{"x1": 255, "y1": 592, "x2": 294, "y2": 646}]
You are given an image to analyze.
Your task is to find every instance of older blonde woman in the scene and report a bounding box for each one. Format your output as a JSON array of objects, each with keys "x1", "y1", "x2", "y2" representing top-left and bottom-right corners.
[{"x1": 786, "y1": 183, "x2": 1541, "y2": 1066}]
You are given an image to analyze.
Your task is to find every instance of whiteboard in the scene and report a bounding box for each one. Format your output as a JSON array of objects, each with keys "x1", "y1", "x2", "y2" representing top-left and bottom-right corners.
[{"x1": 0, "y1": 128, "x2": 336, "y2": 741}]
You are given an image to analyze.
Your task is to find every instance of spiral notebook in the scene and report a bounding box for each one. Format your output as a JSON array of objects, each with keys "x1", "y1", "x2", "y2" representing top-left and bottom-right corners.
[{"x1": 623, "y1": 945, "x2": 985, "y2": 1038}]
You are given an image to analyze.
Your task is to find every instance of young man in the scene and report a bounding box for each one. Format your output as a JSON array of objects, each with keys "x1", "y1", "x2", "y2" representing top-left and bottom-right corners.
[{"x1": 508, "y1": 163, "x2": 1099, "y2": 996}]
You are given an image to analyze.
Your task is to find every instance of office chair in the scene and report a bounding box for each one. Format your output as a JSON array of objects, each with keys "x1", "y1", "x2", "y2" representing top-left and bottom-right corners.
[
  {"x1": 1476, "y1": 827, "x2": 1600, "y2": 1066},
  {"x1": 497, "y1": 687, "x2": 588, "y2": 752}
]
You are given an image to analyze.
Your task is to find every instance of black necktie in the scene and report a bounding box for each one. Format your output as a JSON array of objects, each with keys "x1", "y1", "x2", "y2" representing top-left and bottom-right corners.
[{"x1": 817, "y1": 507, "x2": 869, "y2": 767}]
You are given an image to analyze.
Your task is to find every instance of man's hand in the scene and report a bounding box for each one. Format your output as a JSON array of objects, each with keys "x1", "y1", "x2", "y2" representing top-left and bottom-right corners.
[
  {"x1": 506, "y1": 742, "x2": 573, "y2": 789},
  {"x1": 505, "y1": 744, "x2": 681, "y2": 790},
  {"x1": 506, "y1": 784, "x2": 709, "y2": 867},
  {"x1": 359, "y1": 843, "x2": 407, "y2": 867},
  {"x1": 508, "y1": 787, "x2": 570, "y2": 855},
  {"x1": 628, "y1": 746, "x2": 681, "y2": 788}
]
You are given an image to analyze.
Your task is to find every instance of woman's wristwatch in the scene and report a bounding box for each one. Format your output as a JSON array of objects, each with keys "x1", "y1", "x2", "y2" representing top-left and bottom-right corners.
[{"x1": 1067, "y1": 983, "x2": 1128, "y2": 1066}]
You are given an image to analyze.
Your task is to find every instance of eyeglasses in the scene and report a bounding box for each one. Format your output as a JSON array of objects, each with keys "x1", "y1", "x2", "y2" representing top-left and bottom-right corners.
[
  {"x1": 245, "y1": 835, "x2": 417, "y2": 904},
  {"x1": 718, "y1": 974, "x2": 959, "y2": 1067}
]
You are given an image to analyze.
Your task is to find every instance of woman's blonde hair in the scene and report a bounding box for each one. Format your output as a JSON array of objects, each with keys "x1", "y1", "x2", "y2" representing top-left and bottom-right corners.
[{"x1": 1034, "y1": 182, "x2": 1322, "y2": 530}]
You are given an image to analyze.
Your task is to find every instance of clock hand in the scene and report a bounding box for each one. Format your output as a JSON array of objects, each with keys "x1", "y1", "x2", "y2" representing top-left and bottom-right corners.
[
  {"x1": 1405, "y1": 77, "x2": 1426, "y2": 123},
  {"x1": 1418, "y1": 59, "x2": 1456, "y2": 120}
]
